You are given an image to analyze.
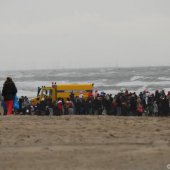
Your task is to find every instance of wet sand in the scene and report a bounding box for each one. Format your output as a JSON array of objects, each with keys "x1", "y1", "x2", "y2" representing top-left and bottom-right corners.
[{"x1": 0, "y1": 115, "x2": 170, "y2": 170}]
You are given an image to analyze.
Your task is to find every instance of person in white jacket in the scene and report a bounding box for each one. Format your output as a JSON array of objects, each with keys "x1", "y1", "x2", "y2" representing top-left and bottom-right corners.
[{"x1": 153, "y1": 101, "x2": 158, "y2": 116}]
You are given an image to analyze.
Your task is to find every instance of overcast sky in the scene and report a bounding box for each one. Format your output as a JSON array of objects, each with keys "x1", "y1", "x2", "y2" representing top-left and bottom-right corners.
[{"x1": 0, "y1": 0, "x2": 170, "y2": 70}]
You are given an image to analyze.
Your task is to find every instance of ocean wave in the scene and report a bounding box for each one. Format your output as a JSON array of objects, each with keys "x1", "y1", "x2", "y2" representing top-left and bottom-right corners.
[
  {"x1": 116, "y1": 81, "x2": 170, "y2": 87},
  {"x1": 1, "y1": 67, "x2": 170, "y2": 97},
  {"x1": 130, "y1": 76, "x2": 144, "y2": 81},
  {"x1": 17, "y1": 90, "x2": 36, "y2": 98},
  {"x1": 158, "y1": 77, "x2": 170, "y2": 81}
]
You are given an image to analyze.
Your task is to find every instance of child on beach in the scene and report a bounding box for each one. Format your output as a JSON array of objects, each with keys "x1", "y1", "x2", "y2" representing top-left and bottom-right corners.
[
  {"x1": 137, "y1": 103, "x2": 144, "y2": 116},
  {"x1": 153, "y1": 101, "x2": 158, "y2": 116}
]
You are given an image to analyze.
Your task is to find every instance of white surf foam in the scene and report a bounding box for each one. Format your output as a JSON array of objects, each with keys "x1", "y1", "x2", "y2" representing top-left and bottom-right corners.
[
  {"x1": 158, "y1": 77, "x2": 170, "y2": 81},
  {"x1": 130, "y1": 76, "x2": 144, "y2": 81},
  {"x1": 116, "y1": 81, "x2": 170, "y2": 87}
]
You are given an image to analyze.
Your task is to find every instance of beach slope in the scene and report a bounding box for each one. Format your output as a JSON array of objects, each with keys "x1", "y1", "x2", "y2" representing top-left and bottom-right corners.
[{"x1": 0, "y1": 116, "x2": 170, "y2": 170}]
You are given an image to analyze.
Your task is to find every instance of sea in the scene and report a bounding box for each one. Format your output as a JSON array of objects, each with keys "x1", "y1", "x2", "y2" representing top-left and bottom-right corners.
[{"x1": 0, "y1": 66, "x2": 170, "y2": 98}]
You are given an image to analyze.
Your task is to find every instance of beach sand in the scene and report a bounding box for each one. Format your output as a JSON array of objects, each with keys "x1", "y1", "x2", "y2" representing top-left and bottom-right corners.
[{"x1": 0, "y1": 115, "x2": 170, "y2": 170}]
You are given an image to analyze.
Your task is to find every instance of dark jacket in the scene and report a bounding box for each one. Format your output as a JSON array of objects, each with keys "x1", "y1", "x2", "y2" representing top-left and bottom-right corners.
[{"x1": 2, "y1": 80, "x2": 17, "y2": 101}]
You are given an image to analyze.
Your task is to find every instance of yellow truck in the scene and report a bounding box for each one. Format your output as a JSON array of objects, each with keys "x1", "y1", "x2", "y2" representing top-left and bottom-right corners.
[{"x1": 30, "y1": 83, "x2": 94, "y2": 106}]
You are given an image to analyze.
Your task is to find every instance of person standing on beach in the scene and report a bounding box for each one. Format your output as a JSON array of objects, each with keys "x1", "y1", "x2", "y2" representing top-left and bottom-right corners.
[
  {"x1": 0, "y1": 90, "x2": 4, "y2": 115},
  {"x1": 2, "y1": 77, "x2": 17, "y2": 115}
]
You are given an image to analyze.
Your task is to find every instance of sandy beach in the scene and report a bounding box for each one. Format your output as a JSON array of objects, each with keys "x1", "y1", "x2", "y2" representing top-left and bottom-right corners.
[{"x1": 0, "y1": 115, "x2": 170, "y2": 170}]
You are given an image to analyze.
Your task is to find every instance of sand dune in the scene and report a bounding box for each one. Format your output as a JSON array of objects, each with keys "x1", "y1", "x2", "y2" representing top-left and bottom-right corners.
[{"x1": 0, "y1": 115, "x2": 170, "y2": 170}]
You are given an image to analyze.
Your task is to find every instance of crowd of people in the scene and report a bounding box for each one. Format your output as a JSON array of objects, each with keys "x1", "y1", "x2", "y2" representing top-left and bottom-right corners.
[
  {"x1": 1, "y1": 77, "x2": 170, "y2": 117},
  {"x1": 28, "y1": 89, "x2": 170, "y2": 117}
]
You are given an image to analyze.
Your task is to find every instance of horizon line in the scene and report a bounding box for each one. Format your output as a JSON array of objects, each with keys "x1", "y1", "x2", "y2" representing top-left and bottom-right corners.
[{"x1": 1, "y1": 65, "x2": 170, "y2": 72}]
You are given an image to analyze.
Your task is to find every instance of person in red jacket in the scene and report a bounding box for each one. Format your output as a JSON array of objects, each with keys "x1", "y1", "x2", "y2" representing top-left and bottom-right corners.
[
  {"x1": 2, "y1": 77, "x2": 17, "y2": 115},
  {"x1": 137, "y1": 103, "x2": 144, "y2": 116},
  {"x1": 57, "y1": 98, "x2": 63, "y2": 115}
]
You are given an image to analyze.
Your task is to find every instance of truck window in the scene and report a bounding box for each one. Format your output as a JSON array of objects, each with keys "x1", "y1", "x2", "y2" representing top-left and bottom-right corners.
[{"x1": 42, "y1": 89, "x2": 53, "y2": 97}]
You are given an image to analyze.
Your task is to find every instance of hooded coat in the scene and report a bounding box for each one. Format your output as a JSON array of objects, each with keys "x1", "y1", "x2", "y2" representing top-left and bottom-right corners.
[{"x1": 2, "y1": 78, "x2": 17, "y2": 101}]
